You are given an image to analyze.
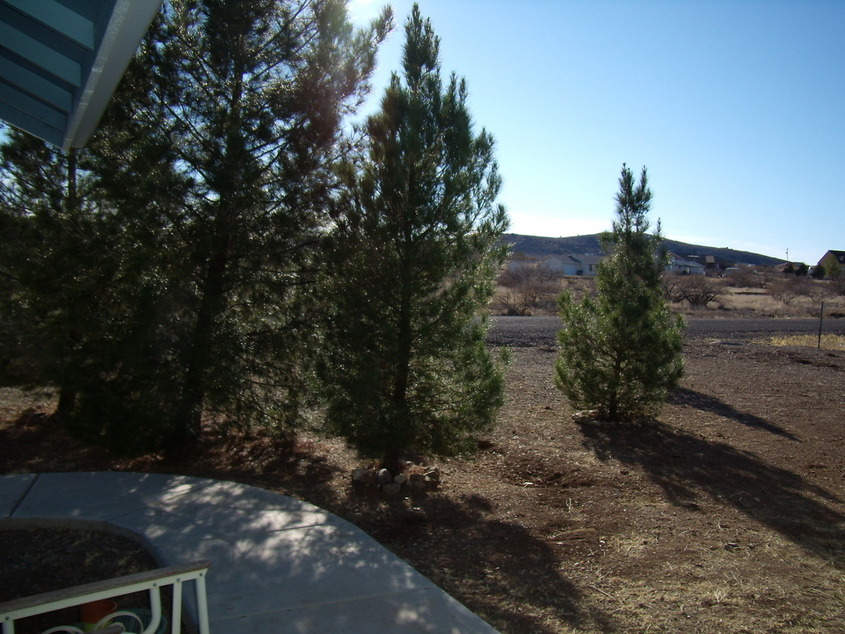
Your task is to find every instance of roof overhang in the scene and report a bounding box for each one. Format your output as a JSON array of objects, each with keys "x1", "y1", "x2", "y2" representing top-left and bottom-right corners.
[{"x1": 0, "y1": 0, "x2": 162, "y2": 151}]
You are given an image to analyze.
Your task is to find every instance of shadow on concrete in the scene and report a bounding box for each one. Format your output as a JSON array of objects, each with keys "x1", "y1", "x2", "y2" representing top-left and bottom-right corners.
[
  {"x1": 4, "y1": 473, "x2": 499, "y2": 632},
  {"x1": 578, "y1": 420, "x2": 844, "y2": 568},
  {"x1": 670, "y1": 387, "x2": 799, "y2": 440}
]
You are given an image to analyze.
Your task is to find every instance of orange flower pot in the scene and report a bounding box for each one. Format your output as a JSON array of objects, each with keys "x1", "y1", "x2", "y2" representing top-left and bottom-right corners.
[{"x1": 79, "y1": 599, "x2": 117, "y2": 631}]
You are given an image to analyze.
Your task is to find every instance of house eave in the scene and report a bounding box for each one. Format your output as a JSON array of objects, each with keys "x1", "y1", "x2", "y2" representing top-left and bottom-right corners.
[
  {"x1": 62, "y1": 0, "x2": 161, "y2": 151},
  {"x1": 0, "y1": 0, "x2": 162, "y2": 151}
]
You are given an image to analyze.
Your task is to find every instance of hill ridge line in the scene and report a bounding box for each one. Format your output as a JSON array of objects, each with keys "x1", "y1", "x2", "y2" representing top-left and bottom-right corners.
[{"x1": 502, "y1": 232, "x2": 782, "y2": 267}]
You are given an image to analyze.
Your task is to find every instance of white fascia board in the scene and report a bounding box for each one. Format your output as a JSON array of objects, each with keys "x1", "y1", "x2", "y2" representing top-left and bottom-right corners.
[{"x1": 63, "y1": 0, "x2": 162, "y2": 151}]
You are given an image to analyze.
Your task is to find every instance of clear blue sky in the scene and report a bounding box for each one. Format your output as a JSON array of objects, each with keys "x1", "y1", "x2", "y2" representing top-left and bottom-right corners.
[{"x1": 349, "y1": 0, "x2": 844, "y2": 265}]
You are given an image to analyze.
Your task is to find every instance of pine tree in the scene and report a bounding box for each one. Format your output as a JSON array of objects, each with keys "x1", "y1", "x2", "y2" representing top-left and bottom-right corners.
[
  {"x1": 322, "y1": 4, "x2": 509, "y2": 472},
  {"x1": 0, "y1": 30, "x2": 188, "y2": 448},
  {"x1": 0, "y1": 129, "x2": 121, "y2": 421},
  {"x1": 151, "y1": 0, "x2": 391, "y2": 449},
  {"x1": 1, "y1": 1, "x2": 391, "y2": 453},
  {"x1": 555, "y1": 164, "x2": 684, "y2": 422},
  {"x1": 65, "y1": 23, "x2": 201, "y2": 450}
]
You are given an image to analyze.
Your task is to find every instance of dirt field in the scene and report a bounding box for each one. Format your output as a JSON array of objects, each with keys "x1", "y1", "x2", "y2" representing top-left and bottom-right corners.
[{"x1": 2, "y1": 321, "x2": 844, "y2": 632}]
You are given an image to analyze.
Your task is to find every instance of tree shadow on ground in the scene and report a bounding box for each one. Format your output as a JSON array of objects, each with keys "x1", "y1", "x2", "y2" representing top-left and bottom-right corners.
[
  {"x1": 152, "y1": 433, "x2": 347, "y2": 512},
  {"x1": 578, "y1": 421, "x2": 844, "y2": 568},
  {"x1": 0, "y1": 410, "x2": 116, "y2": 473},
  {"x1": 670, "y1": 387, "x2": 799, "y2": 440},
  {"x1": 0, "y1": 413, "x2": 347, "y2": 515},
  {"x1": 342, "y1": 490, "x2": 617, "y2": 634}
]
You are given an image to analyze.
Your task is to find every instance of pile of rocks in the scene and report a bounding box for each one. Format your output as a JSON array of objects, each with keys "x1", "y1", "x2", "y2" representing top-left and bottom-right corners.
[
  {"x1": 572, "y1": 409, "x2": 657, "y2": 426},
  {"x1": 351, "y1": 466, "x2": 441, "y2": 495}
]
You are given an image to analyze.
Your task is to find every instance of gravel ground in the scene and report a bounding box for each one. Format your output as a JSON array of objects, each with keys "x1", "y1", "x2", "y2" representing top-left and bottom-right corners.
[{"x1": 488, "y1": 315, "x2": 845, "y2": 348}]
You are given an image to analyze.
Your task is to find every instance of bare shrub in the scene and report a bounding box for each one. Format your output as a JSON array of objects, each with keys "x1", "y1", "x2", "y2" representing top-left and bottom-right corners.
[
  {"x1": 663, "y1": 274, "x2": 722, "y2": 308},
  {"x1": 799, "y1": 279, "x2": 832, "y2": 303},
  {"x1": 662, "y1": 273, "x2": 686, "y2": 303},
  {"x1": 727, "y1": 265, "x2": 764, "y2": 288},
  {"x1": 496, "y1": 263, "x2": 561, "y2": 315},
  {"x1": 767, "y1": 277, "x2": 808, "y2": 305},
  {"x1": 563, "y1": 276, "x2": 596, "y2": 302}
]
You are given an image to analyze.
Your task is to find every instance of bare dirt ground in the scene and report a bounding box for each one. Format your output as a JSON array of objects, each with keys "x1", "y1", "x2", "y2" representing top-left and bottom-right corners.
[{"x1": 2, "y1": 322, "x2": 845, "y2": 632}]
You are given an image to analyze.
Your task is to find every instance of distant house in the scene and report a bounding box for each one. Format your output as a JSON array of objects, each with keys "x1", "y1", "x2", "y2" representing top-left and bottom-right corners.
[
  {"x1": 540, "y1": 255, "x2": 581, "y2": 276},
  {"x1": 685, "y1": 254, "x2": 734, "y2": 275},
  {"x1": 506, "y1": 254, "x2": 541, "y2": 272},
  {"x1": 818, "y1": 250, "x2": 845, "y2": 277},
  {"x1": 505, "y1": 253, "x2": 605, "y2": 277},
  {"x1": 540, "y1": 254, "x2": 605, "y2": 276},
  {"x1": 571, "y1": 254, "x2": 604, "y2": 276},
  {"x1": 666, "y1": 253, "x2": 706, "y2": 275}
]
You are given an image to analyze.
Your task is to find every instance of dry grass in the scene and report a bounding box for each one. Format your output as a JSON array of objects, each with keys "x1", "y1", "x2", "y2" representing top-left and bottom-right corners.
[
  {"x1": 715, "y1": 286, "x2": 842, "y2": 317},
  {"x1": 761, "y1": 334, "x2": 845, "y2": 351},
  {"x1": 495, "y1": 274, "x2": 845, "y2": 318}
]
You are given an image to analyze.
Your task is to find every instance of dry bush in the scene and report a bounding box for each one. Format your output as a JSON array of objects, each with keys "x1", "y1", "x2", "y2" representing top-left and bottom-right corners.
[
  {"x1": 718, "y1": 288, "x2": 781, "y2": 315},
  {"x1": 767, "y1": 276, "x2": 826, "y2": 305},
  {"x1": 768, "y1": 277, "x2": 803, "y2": 304},
  {"x1": 495, "y1": 263, "x2": 561, "y2": 315},
  {"x1": 562, "y1": 276, "x2": 596, "y2": 302},
  {"x1": 662, "y1": 273, "x2": 686, "y2": 303},
  {"x1": 727, "y1": 265, "x2": 765, "y2": 288},
  {"x1": 663, "y1": 274, "x2": 723, "y2": 308}
]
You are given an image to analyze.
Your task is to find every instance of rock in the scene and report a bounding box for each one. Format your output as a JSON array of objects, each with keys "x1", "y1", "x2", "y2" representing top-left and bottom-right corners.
[
  {"x1": 382, "y1": 482, "x2": 402, "y2": 495},
  {"x1": 572, "y1": 410, "x2": 600, "y2": 424},
  {"x1": 377, "y1": 468, "x2": 393, "y2": 485},
  {"x1": 352, "y1": 468, "x2": 376, "y2": 485},
  {"x1": 423, "y1": 468, "x2": 440, "y2": 483},
  {"x1": 394, "y1": 474, "x2": 408, "y2": 485},
  {"x1": 408, "y1": 474, "x2": 426, "y2": 490},
  {"x1": 352, "y1": 468, "x2": 368, "y2": 482}
]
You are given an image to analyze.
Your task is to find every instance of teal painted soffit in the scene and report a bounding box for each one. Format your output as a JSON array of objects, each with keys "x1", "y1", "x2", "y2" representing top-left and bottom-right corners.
[{"x1": 0, "y1": 0, "x2": 162, "y2": 151}]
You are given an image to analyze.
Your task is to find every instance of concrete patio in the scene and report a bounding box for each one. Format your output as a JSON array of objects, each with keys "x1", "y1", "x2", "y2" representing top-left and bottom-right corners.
[{"x1": 0, "y1": 472, "x2": 498, "y2": 633}]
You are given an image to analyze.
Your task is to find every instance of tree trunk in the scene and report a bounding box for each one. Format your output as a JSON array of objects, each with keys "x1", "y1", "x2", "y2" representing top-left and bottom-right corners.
[
  {"x1": 381, "y1": 449, "x2": 402, "y2": 476},
  {"x1": 388, "y1": 282, "x2": 413, "y2": 471},
  {"x1": 393, "y1": 288, "x2": 412, "y2": 406},
  {"x1": 172, "y1": 244, "x2": 228, "y2": 450},
  {"x1": 54, "y1": 148, "x2": 78, "y2": 424},
  {"x1": 608, "y1": 355, "x2": 622, "y2": 422},
  {"x1": 172, "y1": 63, "x2": 244, "y2": 452},
  {"x1": 55, "y1": 385, "x2": 76, "y2": 422},
  {"x1": 388, "y1": 230, "x2": 415, "y2": 471}
]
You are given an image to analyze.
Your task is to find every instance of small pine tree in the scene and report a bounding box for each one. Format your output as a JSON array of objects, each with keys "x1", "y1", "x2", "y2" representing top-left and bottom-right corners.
[
  {"x1": 322, "y1": 4, "x2": 509, "y2": 472},
  {"x1": 555, "y1": 164, "x2": 684, "y2": 422}
]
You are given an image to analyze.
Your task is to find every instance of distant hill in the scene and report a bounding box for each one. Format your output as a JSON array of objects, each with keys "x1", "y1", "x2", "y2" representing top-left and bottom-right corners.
[{"x1": 503, "y1": 233, "x2": 783, "y2": 267}]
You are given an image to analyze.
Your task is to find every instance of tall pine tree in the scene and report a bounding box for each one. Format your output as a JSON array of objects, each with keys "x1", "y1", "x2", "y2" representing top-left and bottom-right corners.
[
  {"x1": 556, "y1": 164, "x2": 684, "y2": 422},
  {"x1": 1, "y1": 1, "x2": 391, "y2": 453},
  {"x1": 121, "y1": 0, "x2": 391, "y2": 449},
  {"x1": 322, "y1": 4, "x2": 509, "y2": 472}
]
